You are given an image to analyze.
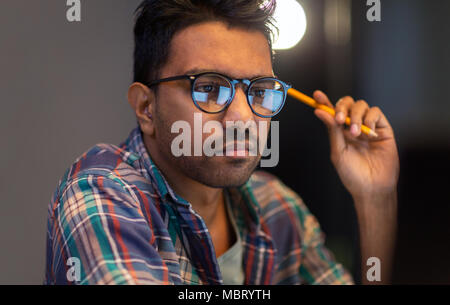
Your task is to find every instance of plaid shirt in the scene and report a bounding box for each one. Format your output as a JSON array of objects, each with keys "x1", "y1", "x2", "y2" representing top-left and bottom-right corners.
[{"x1": 44, "y1": 127, "x2": 354, "y2": 285}]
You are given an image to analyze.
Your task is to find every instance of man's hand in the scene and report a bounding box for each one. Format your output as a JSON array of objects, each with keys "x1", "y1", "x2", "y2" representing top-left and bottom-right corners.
[
  {"x1": 313, "y1": 90, "x2": 400, "y2": 284},
  {"x1": 312, "y1": 90, "x2": 399, "y2": 202}
]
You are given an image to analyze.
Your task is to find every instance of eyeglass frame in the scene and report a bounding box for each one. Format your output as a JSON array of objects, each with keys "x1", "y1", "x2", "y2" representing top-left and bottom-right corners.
[{"x1": 146, "y1": 71, "x2": 292, "y2": 118}]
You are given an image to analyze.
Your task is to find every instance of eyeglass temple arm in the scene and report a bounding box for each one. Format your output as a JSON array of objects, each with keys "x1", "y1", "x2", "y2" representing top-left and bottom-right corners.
[{"x1": 147, "y1": 75, "x2": 193, "y2": 87}]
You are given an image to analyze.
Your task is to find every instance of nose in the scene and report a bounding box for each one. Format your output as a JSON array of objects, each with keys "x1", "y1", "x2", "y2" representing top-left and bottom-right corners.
[{"x1": 222, "y1": 85, "x2": 254, "y2": 124}]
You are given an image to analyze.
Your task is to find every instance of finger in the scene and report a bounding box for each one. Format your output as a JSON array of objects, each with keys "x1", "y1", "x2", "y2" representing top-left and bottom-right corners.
[
  {"x1": 314, "y1": 107, "x2": 337, "y2": 129},
  {"x1": 364, "y1": 106, "x2": 394, "y2": 140},
  {"x1": 313, "y1": 90, "x2": 334, "y2": 108},
  {"x1": 314, "y1": 108, "x2": 347, "y2": 156},
  {"x1": 349, "y1": 100, "x2": 369, "y2": 137},
  {"x1": 335, "y1": 96, "x2": 355, "y2": 125},
  {"x1": 364, "y1": 106, "x2": 391, "y2": 129},
  {"x1": 363, "y1": 106, "x2": 382, "y2": 132}
]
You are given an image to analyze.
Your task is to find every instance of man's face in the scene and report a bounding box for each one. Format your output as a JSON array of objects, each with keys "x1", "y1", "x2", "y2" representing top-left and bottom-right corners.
[{"x1": 152, "y1": 21, "x2": 274, "y2": 188}]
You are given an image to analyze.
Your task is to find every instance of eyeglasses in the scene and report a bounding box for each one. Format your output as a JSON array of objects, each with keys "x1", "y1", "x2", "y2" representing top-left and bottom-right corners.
[{"x1": 147, "y1": 72, "x2": 292, "y2": 118}]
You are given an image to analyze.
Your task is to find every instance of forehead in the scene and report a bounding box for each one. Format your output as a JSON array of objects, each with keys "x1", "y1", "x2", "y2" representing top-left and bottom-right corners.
[{"x1": 163, "y1": 21, "x2": 273, "y2": 79}]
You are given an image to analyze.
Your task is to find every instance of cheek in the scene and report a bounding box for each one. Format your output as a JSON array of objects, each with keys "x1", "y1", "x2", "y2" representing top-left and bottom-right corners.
[
  {"x1": 201, "y1": 115, "x2": 224, "y2": 141},
  {"x1": 156, "y1": 88, "x2": 198, "y2": 128},
  {"x1": 154, "y1": 103, "x2": 208, "y2": 154}
]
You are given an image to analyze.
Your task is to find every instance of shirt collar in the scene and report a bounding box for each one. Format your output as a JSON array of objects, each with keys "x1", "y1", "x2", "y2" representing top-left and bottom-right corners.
[
  {"x1": 123, "y1": 126, "x2": 189, "y2": 206},
  {"x1": 234, "y1": 181, "x2": 262, "y2": 227}
]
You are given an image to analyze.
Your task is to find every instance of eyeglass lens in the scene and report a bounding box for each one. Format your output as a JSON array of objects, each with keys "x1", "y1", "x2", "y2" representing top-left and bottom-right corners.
[{"x1": 192, "y1": 73, "x2": 285, "y2": 116}]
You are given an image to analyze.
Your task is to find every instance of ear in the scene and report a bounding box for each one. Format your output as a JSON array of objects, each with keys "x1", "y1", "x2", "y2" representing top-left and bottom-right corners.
[{"x1": 127, "y1": 82, "x2": 156, "y2": 136}]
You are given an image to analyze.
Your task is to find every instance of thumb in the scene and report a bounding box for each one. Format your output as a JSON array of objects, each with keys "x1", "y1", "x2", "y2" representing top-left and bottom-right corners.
[{"x1": 314, "y1": 108, "x2": 347, "y2": 157}]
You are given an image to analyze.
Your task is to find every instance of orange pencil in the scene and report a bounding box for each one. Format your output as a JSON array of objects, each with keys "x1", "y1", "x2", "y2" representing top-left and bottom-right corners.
[{"x1": 287, "y1": 88, "x2": 378, "y2": 138}]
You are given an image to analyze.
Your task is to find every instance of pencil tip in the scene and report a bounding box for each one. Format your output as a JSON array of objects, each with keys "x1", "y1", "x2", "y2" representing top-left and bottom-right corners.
[{"x1": 369, "y1": 130, "x2": 379, "y2": 138}]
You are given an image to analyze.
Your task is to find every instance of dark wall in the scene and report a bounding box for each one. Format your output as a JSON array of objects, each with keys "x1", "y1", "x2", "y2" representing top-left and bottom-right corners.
[
  {"x1": 0, "y1": 0, "x2": 141, "y2": 284},
  {"x1": 352, "y1": 0, "x2": 450, "y2": 284}
]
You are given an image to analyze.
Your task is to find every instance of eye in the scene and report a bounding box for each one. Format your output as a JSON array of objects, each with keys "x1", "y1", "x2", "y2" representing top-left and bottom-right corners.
[
  {"x1": 251, "y1": 88, "x2": 266, "y2": 98},
  {"x1": 195, "y1": 83, "x2": 219, "y2": 93}
]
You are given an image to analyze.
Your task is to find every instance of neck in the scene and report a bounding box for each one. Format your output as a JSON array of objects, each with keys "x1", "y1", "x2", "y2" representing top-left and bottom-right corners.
[{"x1": 144, "y1": 136, "x2": 224, "y2": 227}]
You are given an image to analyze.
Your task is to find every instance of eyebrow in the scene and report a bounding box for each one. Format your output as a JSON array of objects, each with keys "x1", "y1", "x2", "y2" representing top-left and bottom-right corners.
[{"x1": 183, "y1": 68, "x2": 275, "y2": 80}]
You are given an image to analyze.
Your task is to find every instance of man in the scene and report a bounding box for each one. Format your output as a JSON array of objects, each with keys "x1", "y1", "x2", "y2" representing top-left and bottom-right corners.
[{"x1": 45, "y1": 0, "x2": 399, "y2": 285}]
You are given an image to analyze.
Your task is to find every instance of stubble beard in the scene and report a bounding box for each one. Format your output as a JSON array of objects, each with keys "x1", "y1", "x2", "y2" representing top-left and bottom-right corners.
[{"x1": 154, "y1": 110, "x2": 261, "y2": 188}]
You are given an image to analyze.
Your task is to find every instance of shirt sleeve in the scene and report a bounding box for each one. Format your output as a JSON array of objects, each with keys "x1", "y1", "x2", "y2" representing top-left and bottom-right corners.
[{"x1": 47, "y1": 173, "x2": 171, "y2": 285}]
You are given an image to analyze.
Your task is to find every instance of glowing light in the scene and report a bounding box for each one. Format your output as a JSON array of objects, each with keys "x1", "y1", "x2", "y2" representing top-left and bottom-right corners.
[{"x1": 270, "y1": 0, "x2": 307, "y2": 50}]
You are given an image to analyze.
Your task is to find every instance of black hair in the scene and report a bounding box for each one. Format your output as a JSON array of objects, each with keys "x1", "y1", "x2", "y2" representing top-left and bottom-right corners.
[{"x1": 133, "y1": 0, "x2": 277, "y2": 84}]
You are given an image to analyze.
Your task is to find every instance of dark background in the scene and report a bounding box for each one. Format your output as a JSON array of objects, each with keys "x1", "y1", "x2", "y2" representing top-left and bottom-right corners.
[
  {"x1": 268, "y1": 0, "x2": 450, "y2": 284},
  {"x1": 0, "y1": 0, "x2": 449, "y2": 284}
]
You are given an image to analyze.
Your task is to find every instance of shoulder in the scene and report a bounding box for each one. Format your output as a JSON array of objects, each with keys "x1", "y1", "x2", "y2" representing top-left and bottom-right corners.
[
  {"x1": 247, "y1": 170, "x2": 307, "y2": 215},
  {"x1": 65, "y1": 143, "x2": 140, "y2": 179},
  {"x1": 52, "y1": 143, "x2": 148, "y2": 209},
  {"x1": 49, "y1": 142, "x2": 160, "y2": 241},
  {"x1": 246, "y1": 170, "x2": 319, "y2": 244}
]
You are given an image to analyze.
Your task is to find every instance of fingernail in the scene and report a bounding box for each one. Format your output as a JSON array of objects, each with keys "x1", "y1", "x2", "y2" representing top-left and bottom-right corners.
[
  {"x1": 351, "y1": 124, "x2": 359, "y2": 135},
  {"x1": 336, "y1": 112, "x2": 345, "y2": 123}
]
